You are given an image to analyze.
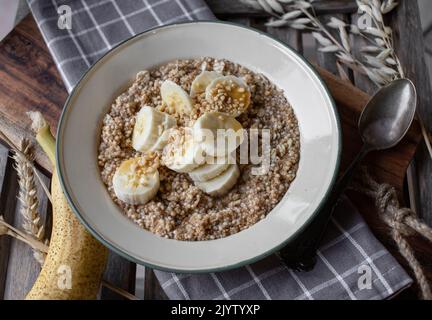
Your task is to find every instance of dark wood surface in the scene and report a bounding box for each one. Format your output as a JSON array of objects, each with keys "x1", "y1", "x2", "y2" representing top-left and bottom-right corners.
[
  {"x1": 206, "y1": 0, "x2": 359, "y2": 16},
  {"x1": 390, "y1": 1, "x2": 432, "y2": 225},
  {"x1": 0, "y1": 15, "x2": 65, "y2": 173},
  {"x1": 0, "y1": 144, "x2": 15, "y2": 299},
  {"x1": 0, "y1": 1, "x2": 430, "y2": 299}
]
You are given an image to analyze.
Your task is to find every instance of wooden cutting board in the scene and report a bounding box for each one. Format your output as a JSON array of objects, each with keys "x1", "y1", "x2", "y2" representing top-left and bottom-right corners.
[{"x1": 0, "y1": 16, "x2": 421, "y2": 192}]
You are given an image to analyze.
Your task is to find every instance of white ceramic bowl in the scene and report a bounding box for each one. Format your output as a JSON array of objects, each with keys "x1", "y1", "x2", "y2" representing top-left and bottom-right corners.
[{"x1": 57, "y1": 21, "x2": 341, "y2": 273}]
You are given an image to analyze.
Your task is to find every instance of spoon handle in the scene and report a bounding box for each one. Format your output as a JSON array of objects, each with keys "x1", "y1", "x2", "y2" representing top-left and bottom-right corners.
[
  {"x1": 279, "y1": 145, "x2": 370, "y2": 271},
  {"x1": 329, "y1": 145, "x2": 370, "y2": 205}
]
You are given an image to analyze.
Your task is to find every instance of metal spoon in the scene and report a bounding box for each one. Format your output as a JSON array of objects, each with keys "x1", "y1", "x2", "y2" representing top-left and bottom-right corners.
[{"x1": 280, "y1": 78, "x2": 417, "y2": 271}]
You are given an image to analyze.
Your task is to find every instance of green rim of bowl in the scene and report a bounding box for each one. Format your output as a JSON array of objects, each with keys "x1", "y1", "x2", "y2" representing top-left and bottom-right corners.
[{"x1": 56, "y1": 20, "x2": 342, "y2": 273}]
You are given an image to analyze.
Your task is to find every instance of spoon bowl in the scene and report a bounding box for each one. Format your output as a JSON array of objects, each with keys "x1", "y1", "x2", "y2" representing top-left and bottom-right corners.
[{"x1": 359, "y1": 79, "x2": 417, "y2": 150}]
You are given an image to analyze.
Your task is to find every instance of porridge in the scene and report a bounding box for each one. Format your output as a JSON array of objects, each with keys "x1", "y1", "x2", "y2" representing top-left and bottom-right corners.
[{"x1": 98, "y1": 57, "x2": 300, "y2": 241}]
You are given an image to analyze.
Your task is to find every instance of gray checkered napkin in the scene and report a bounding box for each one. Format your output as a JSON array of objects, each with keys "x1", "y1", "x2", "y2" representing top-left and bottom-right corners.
[{"x1": 28, "y1": 0, "x2": 412, "y2": 300}]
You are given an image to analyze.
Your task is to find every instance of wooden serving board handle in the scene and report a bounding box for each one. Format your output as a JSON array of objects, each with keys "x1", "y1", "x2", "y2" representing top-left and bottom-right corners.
[{"x1": 0, "y1": 17, "x2": 421, "y2": 193}]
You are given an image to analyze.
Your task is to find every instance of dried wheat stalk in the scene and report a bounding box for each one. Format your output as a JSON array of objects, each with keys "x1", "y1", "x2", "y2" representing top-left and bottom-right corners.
[
  {"x1": 13, "y1": 138, "x2": 47, "y2": 265},
  {"x1": 0, "y1": 128, "x2": 53, "y2": 264},
  {"x1": 0, "y1": 215, "x2": 49, "y2": 253},
  {"x1": 0, "y1": 216, "x2": 8, "y2": 236},
  {"x1": 0, "y1": 129, "x2": 52, "y2": 203}
]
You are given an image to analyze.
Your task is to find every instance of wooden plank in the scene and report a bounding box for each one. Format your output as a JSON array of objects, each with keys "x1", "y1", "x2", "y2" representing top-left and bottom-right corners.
[
  {"x1": 0, "y1": 146, "x2": 18, "y2": 299},
  {"x1": 302, "y1": 32, "x2": 317, "y2": 63},
  {"x1": 144, "y1": 268, "x2": 168, "y2": 300},
  {"x1": 425, "y1": 25, "x2": 432, "y2": 57},
  {"x1": 389, "y1": 1, "x2": 432, "y2": 225},
  {"x1": 350, "y1": 13, "x2": 378, "y2": 95},
  {"x1": 0, "y1": 15, "x2": 67, "y2": 172},
  {"x1": 225, "y1": 16, "x2": 252, "y2": 26},
  {"x1": 3, "y1": 168, "x2": 50, "y2": 300},
  {"x1": 205, "y1": 0, "x2": 358, "y2": 17},
  {"x1": 101, "y1": 252, "x2": 136, "y2": 300},
  {"x1": 266, "y1": 27, "x2": 302, "y2": 52},
  {"x1": 248, "y1": 17, "x2": 267, "y2": 32}
]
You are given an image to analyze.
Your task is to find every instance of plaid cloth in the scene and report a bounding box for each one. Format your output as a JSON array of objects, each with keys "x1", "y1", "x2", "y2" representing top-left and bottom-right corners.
[
  {"x1": 28, "y1": 0, "x2": 214, "y2": 91},
  {"x1": 28, "y1": 0, "x2": 413, "y2": 300}
]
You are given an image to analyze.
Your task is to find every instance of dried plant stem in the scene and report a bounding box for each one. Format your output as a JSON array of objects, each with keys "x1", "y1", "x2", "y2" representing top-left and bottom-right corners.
[
  {"x1": 101, "y1": 281, "x2": 139, "y2": 300},
  {"x1": 418, "y1": 115, "x2": 432, "y2": 160},
  {"x1": 299, "y1": 7, "x2": 374, "y2": 82},
  {"x1": 302, "y1": 8, "x2": 341, "y2": 50},
  {"x1": 398, "y1": 60, "x2": 432, "y2": 161},
  {"x1": 13, "y1": 138, "x2": 47, "y2": 265},
  {"x1": 33, "y1": 169, "x2": 52, "y2": 203},
  {"x1": 0, "y1": 216, "x2": 49, "y2": 253},
  {"x1": 0, "y1": 129, "x2": 52, "y2": 202}
]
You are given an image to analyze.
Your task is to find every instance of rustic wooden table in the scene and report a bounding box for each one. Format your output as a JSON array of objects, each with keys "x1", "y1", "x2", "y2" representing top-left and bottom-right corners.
[{"x1": 0, "y1": 0, "x2": 431, "y2": 300}]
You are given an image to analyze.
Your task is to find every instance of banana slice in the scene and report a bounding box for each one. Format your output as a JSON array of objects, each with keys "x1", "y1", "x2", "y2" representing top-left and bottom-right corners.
[
  {"x1": 132, "y1": 106, "x2": 176, "y2": 152},
  {"x1": 190, "y1": 71, "x2": 222, "y2": 97},
  {"x1": 205, "y1": 75, "x2": 251, "y2": 116},
  {"x1": 161, "y1": 127, "x2": 205, "y2": 173},
  {"x1": 188, "y1": 153, "x2": 236, "y2": 182},
  {"x1": 195, "y1": 164, "x2": 240, "y2": 196},
  {"x1": 160, "y1": 80, "x2": 193, "y2": 114},
  {"x1": 149, "y1": 127, "x2": 171, "y2": 152},
  {"x1": 193, "y1": 112, "x2": 244, "y2": 157},
  {"x1": 113, "y1": 157, "x2": 160, "y2": 205}
]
